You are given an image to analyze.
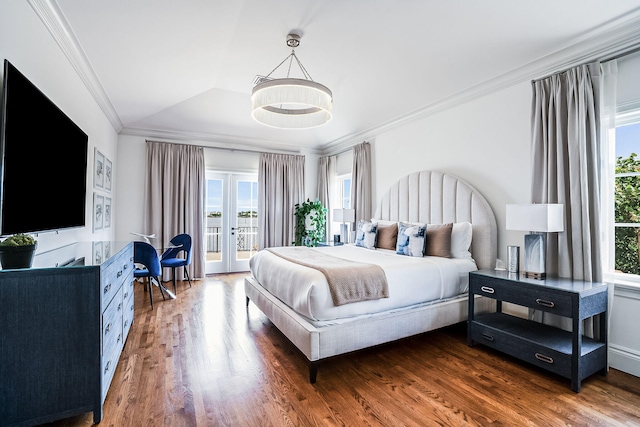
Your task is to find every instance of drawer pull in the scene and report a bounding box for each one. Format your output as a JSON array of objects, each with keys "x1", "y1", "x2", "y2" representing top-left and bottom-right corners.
[
  {"x1": 124, "y1": 319, "x2": 129, "y2": 328},
  {"x1": 535, "y1": 353, "x2": 554, "y2": 364},
  {"x1": 105, "y1": 322, "x2": 112, "y2": 335},
  {"x1": 124, "y1": 292, "x2": 129, "y2": 300},
  {"x1": 104, "y1": 360, "x2": 111, "y2": 374},
  {"x1": 480, "y1": 286, "x2": 495, "y2": 294},
  {"x1": 117, "y1": 270, "x2": 123, "y2": 278},
  {"x1": 123, "y1": 263, "x2": 129, "y2": 271},
  {"x1": 118, "y1": 303, "x2": 122, "y2": 312},
  {"x1": 117, "y1": 334, "x2": 122, "y2": 343},
  {"x1": 103, "y1": 283, "x2": 111, "y2": 294},
  {"x1": 535, "y1": 298, "x2": 555, "y2": 308},
  {"x1": 481, "y1": 333, "x2": 494, "y2": 342}
]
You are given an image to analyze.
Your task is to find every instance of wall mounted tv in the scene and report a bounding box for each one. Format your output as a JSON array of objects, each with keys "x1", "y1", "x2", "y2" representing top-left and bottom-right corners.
[{"x1": 0, "y1": 60, "x2": 88, "y2": 236}]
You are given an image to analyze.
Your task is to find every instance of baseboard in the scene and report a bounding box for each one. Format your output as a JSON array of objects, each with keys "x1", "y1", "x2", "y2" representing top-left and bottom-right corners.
[{"x1": 609, "y1": 344, "x2": 640, "y2": 378}]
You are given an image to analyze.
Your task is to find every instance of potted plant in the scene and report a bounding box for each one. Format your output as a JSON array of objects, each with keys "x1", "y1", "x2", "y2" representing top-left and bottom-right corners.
[
  {"x1": 293, "y1": 199, "x2": 327, "y2": 247},
  {"x1": 0, "y1": 233, "x2": 38, "y2": 269}
]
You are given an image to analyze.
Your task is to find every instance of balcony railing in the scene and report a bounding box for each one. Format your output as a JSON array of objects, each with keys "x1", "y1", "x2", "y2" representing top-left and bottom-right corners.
[{"x1": 205, "y1": 226, "x2": 258, "y2": 253}]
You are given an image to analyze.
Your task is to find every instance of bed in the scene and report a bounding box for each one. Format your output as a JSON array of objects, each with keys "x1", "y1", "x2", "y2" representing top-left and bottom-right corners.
[{"x1": 245, "y1": 170, "x2": 498, "y2": 382}]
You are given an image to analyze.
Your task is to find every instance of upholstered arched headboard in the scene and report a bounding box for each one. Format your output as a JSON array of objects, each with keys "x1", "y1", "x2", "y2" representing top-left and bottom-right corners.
[{"x1": 374, "y1": 170, "x2": 497, "y2": 270}]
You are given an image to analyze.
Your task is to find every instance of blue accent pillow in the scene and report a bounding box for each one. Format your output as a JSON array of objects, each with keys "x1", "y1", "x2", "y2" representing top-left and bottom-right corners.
[
  {"x1": 355, "y1": 220, "x2": 378, "y2": 249},
  {"x1": 396, "y1": 222, "x2": 427, "y2": 257}
]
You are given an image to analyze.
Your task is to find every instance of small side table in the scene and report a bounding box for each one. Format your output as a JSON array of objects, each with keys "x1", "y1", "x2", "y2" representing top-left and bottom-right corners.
[{"x1": 468, "y1": 269, "x2": 609, "y2": 392}]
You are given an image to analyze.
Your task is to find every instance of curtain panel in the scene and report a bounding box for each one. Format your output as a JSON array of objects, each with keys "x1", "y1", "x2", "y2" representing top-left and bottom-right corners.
[
  {"x1": 316, "y1": 155, "x2": 336, "y2": 242},
  {"x1": 530, "y1": 62, "x2": 611, "y2": 340},
  {"x1": 258, "y1": 153, "x2": 305, "y2": 250},
  {"x1": 145, "y1": 141, "x2": 205, "y2": 281},
  {"x1": 351, "y1": 142, "x2": 372, "y2": 230}
]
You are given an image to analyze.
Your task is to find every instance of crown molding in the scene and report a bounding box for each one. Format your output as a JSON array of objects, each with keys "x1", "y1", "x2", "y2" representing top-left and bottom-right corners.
[
  {"x1": 120, "y1": 126, "x2": 324, "y2": 155},
  {"x1": 319, "y1": 9, "x2": 640, "y2": 155},
  {"x1": 28, "y1": 0, "x2": 123, "y2": 131},
  {"x1": 30, "y1": 1, "x2": 640, "y2": 156}
]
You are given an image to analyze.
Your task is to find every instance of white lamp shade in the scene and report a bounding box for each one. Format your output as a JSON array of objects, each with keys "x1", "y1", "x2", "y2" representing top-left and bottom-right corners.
[
  {"x1": 333, "y1": 208, "x2": 355, "y2": 223},
  {"x1": 251, "y1": 78, "x2": 332, "y2": 129},
  {"x1": 506, "y1": 204, "x2": 564, "y2": 232}
]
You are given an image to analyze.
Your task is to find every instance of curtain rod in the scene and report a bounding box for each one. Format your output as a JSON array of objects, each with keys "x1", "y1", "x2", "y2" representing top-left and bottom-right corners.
[{"x1": 531, "y1": 44, "x2": 640, "y2": 83}]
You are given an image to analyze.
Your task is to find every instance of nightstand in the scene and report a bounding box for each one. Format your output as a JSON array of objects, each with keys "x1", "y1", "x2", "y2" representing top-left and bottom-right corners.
[{"x1": 468, "y1": 269, "x2": 608, "y2": 392}]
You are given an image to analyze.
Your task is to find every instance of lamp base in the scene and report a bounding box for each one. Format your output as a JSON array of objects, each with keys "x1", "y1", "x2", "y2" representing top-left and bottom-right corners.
[
  {"x1": 524, "y1": 233, "x2": 546, "y2": 280},
  {"x1": 340, "y1": 223, "x2": 349, "y2": 244},
  {"x1": 523, "y1": 271, "x2": 546, "y2": 280}
]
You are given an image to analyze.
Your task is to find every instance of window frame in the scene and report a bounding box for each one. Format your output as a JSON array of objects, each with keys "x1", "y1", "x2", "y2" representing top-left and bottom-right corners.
[{"x1": 610, "y1": 109, "x2": 640, "y2": 287}]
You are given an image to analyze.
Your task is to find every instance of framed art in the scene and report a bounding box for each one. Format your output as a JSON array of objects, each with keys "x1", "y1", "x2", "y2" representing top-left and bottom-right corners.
[
  {"x1": 94, "y1": 148, "x2": 105, "y2": 189},
  {"x1": 93, "y1": 193, "x2": 104, "y2": 232},
  {"x1": 93, "y1": 241, "x2": 103, "y2": 265},
  {"x1": 104, "y1": 241, "x2": 111, "y2": 260},
  {"x1": 104, "y1": 197, "x2": 112, "y2": 229},
  {"x1": 104, "y1": 157, "x2": 112, "y2": 191}
]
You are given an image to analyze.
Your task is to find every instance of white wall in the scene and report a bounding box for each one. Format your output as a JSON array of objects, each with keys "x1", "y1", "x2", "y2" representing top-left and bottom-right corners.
[
  {"x1": 371, "y1": 81, "x2": 533, "y2": 261},
  {"x1": 1, "y1": 1, "x2": 118, "y2": 253}
]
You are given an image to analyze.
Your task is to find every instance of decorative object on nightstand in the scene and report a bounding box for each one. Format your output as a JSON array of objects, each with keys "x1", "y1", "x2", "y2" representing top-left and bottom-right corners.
[
  {"x1": 506, "y1": 204, "x2": 564, "y2": 279},
  {"x1": 333, "y1": 208, "x2": 355, "y2": 244},
  {"x1": 507, "y1": 245, "x2": 519, "y2": 273}
]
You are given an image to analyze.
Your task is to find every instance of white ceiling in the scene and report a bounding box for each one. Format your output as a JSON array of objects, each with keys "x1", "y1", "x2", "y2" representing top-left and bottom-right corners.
[{"x1": 51, "y1": 0, "x2": 640, "y2": 153}]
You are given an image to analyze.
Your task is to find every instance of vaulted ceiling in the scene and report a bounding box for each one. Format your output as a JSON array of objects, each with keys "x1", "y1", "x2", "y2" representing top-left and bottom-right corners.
[{"x1": 48, "y1": 0, "x2": 640, "y2": 153}]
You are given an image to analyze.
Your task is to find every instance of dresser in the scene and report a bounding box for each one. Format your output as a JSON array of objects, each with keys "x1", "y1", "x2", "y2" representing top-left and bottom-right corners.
[
  {"x1": 0, "y1": 241, "x2": 134, "y2": 426},
  {"x1": 468, "y1": 269, "x2": 608, "y2": 392}
]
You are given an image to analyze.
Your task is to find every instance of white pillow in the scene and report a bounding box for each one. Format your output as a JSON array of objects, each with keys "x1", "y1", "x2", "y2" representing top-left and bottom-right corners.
[
  {"x1": 355, "y1": 220, "x2": 378, "y2": 249},
  {"x1": 451, "y1": 222, "x2": 472, "y2": 259}
]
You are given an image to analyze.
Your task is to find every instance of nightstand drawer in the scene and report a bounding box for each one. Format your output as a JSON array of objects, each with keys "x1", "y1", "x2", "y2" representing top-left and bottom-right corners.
[{"x1": 470, "y1": 275, "x2": 573, "y2": 317}]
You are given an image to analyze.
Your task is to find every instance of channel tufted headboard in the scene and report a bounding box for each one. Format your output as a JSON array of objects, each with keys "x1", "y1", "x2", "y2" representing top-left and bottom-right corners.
[{"x1": 374, "y1": 170, "x2": 498, "y2": 270}]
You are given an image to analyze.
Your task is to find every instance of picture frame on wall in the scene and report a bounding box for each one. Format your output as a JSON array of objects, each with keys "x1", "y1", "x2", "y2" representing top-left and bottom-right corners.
[
  {"x1": 93, "y1": 241, "x2": 103, "y2": 265},
  {"x1": 104, "y1": 157, "x2": 112, "y2": 191},
  {"x1": 93, "y1": 192, "x2": 104, "y2": 232},
  {"x1": 104, "y1": 197, "x2": 112, "y2": 229},
  {"x1": 94, "y1": 148, "x2": 104, "y2": 189}
]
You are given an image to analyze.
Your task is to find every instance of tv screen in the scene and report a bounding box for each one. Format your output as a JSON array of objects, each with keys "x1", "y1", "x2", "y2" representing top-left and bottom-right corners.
[{"x1": 0, "y1": 60, "x2": 88, "y2": 236}]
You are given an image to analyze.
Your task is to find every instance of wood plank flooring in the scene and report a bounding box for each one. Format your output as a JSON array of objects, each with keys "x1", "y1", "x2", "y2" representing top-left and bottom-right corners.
[{"x1": 44, "y1": 273, "x2": 640, "y2": 427}]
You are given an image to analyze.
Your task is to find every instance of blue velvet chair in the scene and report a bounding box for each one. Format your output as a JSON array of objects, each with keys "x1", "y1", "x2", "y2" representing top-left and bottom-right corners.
[
  {"x1": 160, "y1": 233, "x2": 193, "y2": 294},
  {"x1": 133, "y1": 241, "x2": 166, "y2": 308}
]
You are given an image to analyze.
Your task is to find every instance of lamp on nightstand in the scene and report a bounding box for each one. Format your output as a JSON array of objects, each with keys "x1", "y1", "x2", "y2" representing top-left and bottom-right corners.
[
  {"x1": 506, "y1": 204, "x2": 564, "y2": 279},
  {"x1": 333, "y1": 208, "x2": 355, "y2": 244}
]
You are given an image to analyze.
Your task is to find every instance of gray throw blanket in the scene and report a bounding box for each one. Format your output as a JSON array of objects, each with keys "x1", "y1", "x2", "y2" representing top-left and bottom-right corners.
[{"x1": 266, "y1": 246, "x2": 389, "y2": 306}]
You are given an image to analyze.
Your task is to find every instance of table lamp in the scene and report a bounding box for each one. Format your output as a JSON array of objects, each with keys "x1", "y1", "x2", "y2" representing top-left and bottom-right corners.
[
  {"x1": 333, "y1": 208, "x2": 355, "y2": 244},
  {"x1": 506, "y1": 204, "x2": 564, "y2": 279}
]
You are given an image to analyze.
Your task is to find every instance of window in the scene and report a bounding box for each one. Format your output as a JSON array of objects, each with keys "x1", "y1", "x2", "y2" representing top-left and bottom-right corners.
[
  {"x1": 613, "y1": 121, "x2": 640, "y2": 279},
  {"x1": 338, "y1": 174, "x2": 352, "y2": 209}
]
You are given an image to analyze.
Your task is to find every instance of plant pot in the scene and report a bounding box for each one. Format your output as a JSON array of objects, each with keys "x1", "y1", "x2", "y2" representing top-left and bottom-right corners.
[{"x1": 0, "y1": 244, "x2": 37, "y2": 269}]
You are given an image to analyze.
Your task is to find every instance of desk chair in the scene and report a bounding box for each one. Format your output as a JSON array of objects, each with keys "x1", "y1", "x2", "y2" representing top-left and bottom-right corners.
[
  {"x1": 160, "y1": 233, "x2": 193, "y2": 294},
  {"x1": 133, "y1": 241, "x2": 166, "y2": 308}
]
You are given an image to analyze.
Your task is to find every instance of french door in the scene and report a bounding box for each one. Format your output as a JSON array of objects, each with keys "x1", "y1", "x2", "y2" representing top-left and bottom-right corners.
[{"x1": 204, "y1": 172, "x2": 258, "y2": 274}]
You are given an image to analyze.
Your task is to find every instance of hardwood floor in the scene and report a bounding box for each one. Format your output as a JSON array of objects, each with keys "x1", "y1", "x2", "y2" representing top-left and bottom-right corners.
[{"x1": 44, "y1": 273, "x2": 640, "y2": 427}]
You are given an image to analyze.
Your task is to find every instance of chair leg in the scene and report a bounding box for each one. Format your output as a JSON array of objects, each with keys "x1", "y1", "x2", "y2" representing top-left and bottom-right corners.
[
  {"x1": 172, "y1": 267, "x2": 177, "y2": 294},
  {"x1": 148, "y1": 277, "x2": 154, "y2": 309},
  {"x1": 184, "y1": 266, "x2": 192, "y2": 287},
  {"x1": 154, "y1": 277, "x2": 166, "y2": 301}
]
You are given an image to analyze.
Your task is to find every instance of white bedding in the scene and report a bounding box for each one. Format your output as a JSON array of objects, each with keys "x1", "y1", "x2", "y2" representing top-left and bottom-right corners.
[{"x1": 249, "y1": 244, "x2": 477, "y2": 323}]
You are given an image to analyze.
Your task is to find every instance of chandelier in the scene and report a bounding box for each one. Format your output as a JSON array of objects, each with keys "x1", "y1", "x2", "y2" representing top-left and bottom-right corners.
[{"x1": 251, "y1": 33, "x2": 333, "y2": 129}]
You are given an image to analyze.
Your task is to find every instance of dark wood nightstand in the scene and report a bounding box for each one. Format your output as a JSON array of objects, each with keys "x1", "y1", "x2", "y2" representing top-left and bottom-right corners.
[{"x1": 468, "y1": 269, "x2": 609, "y2": 392}]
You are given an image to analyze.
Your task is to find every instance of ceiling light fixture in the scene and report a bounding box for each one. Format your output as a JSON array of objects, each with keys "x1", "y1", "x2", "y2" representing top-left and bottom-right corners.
[{"x1": 251, "y1": 33, "x2": 332, "y2": 129}]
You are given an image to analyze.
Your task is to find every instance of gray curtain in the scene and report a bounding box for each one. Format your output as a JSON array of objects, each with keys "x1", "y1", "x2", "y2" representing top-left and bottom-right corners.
[
  {"x1": 351, "y1": 142, "x2": 372, "y2": 230},
  {"x1": 530, "y1": 63, "x2": 603, "y2": 336},
  {"x1": 258, "y1": 153, "x2": 305, "y2": 250},
  {"x1": 316, "y1": 155, "x2": 336, "y2": 242},
  {"x1": 145, "y1": 141, "x2": 205, "y2": 281}
]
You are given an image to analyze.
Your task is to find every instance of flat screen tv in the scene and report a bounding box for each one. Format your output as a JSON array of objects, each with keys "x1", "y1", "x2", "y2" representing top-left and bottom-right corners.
[{"x1": 0, "y1": 60, "x2": 88, "y2": 236}]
